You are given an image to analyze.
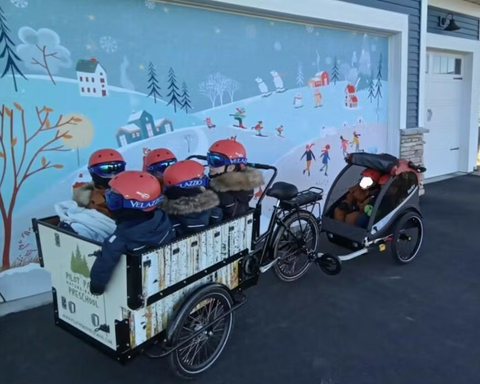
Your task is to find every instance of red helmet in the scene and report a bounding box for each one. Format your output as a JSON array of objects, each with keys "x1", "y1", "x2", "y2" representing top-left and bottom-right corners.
[
  {"x1": 208, "y1": 139, "x2": 248, "y2": 168},
  {"x1": 143, "y1": 148, "x2": 177, "y2": 176},
  {"x1": 163, "y1": 160, "x2": 208, "y2": 189},
  {"x1": 324, "y1": 144, "x2": 331, "y2": 150},
  {"x1": 361, "y1": 168, "x2": 383, "y2": 183},
  {"x1": 106, "y1": 171, "x2": 161, "y2": 212},
  {"x1": 88, "y1": 149, "x2": 125, "y2": 178},
  {"x1": 88, "y1": 149, "x2": 124, "y2": 167},
  {"x1": 379, "y1": 174, "x2": 390, "y2": 185}
]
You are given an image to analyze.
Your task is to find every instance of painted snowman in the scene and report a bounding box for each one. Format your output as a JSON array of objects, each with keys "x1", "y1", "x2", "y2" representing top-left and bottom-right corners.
[
  {"x1": 255, "y1": 77, "x2": 272, "y2": 97},
  {"x1": 270, "y1": 70, "x2": 286, "y2": 93},
  {"x1": 293, "y1": 93, "x2": 303, "y2": 108}
]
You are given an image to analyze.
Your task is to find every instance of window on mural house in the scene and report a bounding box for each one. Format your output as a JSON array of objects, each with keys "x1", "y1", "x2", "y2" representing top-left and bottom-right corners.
[
  {"x1": 432, "y1": 55, "x2": 462, "y2": 75},
  {"x1": 79, "y1": 76, "x2": 83, "y2": 81},
  {"x1": 91, "y1": 77, "x2": 95, "y2": 83},
  {"x1": 100, "y1": 78, "x2": 105, "y2": 83},
  {"x1": 86, "y1": 77, "x2": 89, "y2": 82}
]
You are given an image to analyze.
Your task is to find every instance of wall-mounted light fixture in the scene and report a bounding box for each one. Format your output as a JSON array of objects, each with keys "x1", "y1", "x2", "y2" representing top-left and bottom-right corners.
[{"x1": 438, "y1": 13, "x2": 461, "y2": 32}]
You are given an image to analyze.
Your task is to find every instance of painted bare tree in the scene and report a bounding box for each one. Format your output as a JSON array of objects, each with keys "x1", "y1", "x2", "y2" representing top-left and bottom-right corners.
[
  {"x1": 225, "y1": 78, "x2": 240, "y2": 103},
  {"x1": 199, "y1": 78, "x2": 217, "y2": 108},
  {"x1": 0, "y1": 103, "x2": 79, "y2": 270},
  {"x1": 16, "y1": 27, "x2": 72, "y2": 85},
  {"x1": 212, "y1": 73, "x2": 229, "y2": 106},
  {"x1": 184, "y1": 134, "x2": 193, "y2": 153}
]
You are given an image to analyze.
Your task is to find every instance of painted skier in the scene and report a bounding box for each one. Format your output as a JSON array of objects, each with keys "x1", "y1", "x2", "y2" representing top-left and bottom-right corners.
[
  {"x1": 230, "y1": 107, "x2": 247, "y2": 129},
  {"x1": 271, "y1": 70, "x2": 287, "y2": 93},
  {"x1": 255, "y1": 77, "x2": 272, "y2": 97},
  {"x1": 301, "y1": 144, "x2": 316, "y2": 176},
  {"x1": 319, "y1": 144, "x2": 331, "y2": 176},
  {"x1": 293, "y1": 93, "x2": 304, "y2": 108},
  {"x1": 205, "y1": 117, "x2": 216, "y2": 129},
  {"x1": 276, "y1": 125, "x2": 284, "y2": 137},
  {"x1": 314, "y1": 88, "x2": 322, "y2": 108},
  {"x1": 340, "y1": 135, "x2": 349, "y2": 157},
  {"x1": 252, "y1": 121, "x2": 266, "y2": 136},
  {"x1": 351, "y1": 131, "x2": 362, "y2": 152}
]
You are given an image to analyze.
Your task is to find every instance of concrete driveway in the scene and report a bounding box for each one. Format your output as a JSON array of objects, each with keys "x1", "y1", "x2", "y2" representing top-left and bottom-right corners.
[{"x1": 1, "y1": 175, "x2": 479, "y2": 384}]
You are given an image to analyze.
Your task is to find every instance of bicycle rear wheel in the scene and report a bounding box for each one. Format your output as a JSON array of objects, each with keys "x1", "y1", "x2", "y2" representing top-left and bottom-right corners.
[{"x1": 272, "y1": 210, "x2": 320, "y2": 282}]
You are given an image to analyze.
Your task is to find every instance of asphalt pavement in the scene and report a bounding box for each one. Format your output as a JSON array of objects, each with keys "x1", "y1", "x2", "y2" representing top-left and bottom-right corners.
[{"x1": 1, "y1": 175, "x2": 480, "y2": 384}]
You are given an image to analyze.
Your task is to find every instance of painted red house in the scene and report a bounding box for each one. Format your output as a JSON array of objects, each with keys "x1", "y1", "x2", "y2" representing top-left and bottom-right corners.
[
  {"x1": 308, "y1": 71, "x2": 330, "y2": 87},
  {"x1": 345, "y1": 84, "x2": 358, "y2": 108}
]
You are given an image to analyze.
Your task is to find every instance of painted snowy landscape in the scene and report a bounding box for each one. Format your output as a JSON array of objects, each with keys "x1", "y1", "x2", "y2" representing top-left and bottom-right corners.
[{"x1": 0, "y1": 0, "x2": 389, "y2": 301}]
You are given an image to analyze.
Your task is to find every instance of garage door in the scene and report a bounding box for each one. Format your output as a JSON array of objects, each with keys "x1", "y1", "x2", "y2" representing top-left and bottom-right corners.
[{"x1": 424, "y1": 51, "x2": 464, "y2": 179}]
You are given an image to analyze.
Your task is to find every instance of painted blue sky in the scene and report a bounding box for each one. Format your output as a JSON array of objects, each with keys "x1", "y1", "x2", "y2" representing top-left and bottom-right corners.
[{"x1": 3, "y1": 0, "x2": 388, "y2": 111}]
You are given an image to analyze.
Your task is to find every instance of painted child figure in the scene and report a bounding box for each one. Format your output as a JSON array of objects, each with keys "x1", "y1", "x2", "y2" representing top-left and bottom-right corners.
[
  {"x1": 319, "y1": 144, "x2": 331, "y2": 176},
  {"x1": 89, "y1": 171, "x2": 175, "y2": 295},
  {"x1": 208, "y1": 139, "x2": 264, "y2": 218},
  {"x1": 73, "y1": 148, "x2": 126, "y2": 219},
  {"x1": 230, "y1": 108, "x2": 246, "y2": 129},
  {"x1": 301, "y1": 144, "x2": 316, "y2": 176},
  {"x1": 314, "y1": 88, "x2": 322, "y2": 108},
  {"x1": 143, "y1": 147, "x2": 177, "y2": 187},
  {"x1": 159, "y1": 160, "x2": 223, "y2": 236}
]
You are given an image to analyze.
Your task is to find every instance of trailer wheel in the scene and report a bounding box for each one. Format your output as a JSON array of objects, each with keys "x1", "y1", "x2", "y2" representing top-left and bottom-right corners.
[
  {"x1": 168, "y1": 285, "x2": 234, "y2": 379},
  {"x1": 391, "y1": 212, "x2": 424, "y2": 264}
]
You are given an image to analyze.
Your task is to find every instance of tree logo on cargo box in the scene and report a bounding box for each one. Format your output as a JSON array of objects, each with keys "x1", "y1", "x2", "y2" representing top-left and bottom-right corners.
[{"x1": 70, "y1": 245, "x2": 90, "y2": 278}]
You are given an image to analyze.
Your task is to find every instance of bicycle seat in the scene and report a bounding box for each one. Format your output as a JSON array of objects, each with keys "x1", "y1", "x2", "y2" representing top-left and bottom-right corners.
[{"x1": 266, "y1": 182, "x2": 298, "y2": 201}]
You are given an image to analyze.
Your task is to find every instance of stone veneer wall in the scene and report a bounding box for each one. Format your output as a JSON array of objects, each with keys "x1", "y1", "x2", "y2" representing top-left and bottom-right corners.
[{"x1": 400, "y1": 128, "x2": 429, "y2": 196}]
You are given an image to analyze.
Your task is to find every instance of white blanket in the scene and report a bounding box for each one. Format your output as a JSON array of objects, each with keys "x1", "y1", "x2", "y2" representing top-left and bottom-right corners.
[{"x1": 54, "y1": 200, "x2": 116, "y2": 242}]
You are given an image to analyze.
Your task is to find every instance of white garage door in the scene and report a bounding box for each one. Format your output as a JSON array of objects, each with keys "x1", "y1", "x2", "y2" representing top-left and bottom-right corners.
[{"x1": 424, "y1": 51, "x2": 464, "y2": 179}]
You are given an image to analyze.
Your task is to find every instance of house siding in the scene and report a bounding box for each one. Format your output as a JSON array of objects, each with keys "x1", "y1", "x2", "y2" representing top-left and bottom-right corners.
[
  {"x1": 342, "y1": 0, "x2": 421, "y2": 128},
  {"x1": 427, "y1": 6, "x2": 480, "y2": 40}
]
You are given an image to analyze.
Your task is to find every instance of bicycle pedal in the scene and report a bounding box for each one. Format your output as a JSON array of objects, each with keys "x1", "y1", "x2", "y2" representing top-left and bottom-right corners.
[{"x1": 259, "y1": 258, "x2": 278, "y2": 273}]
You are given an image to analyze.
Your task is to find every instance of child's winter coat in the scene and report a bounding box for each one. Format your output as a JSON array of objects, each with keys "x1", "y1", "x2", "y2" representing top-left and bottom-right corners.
[
  {"x1": 89, "y1": 209, "x2": 175, "y2": 295},
  {"x1": 209, "y1": 167, "x2": 264, "y2": 218},
  {"x1": 73, "y1": 182, "x2": 112, "y2": 219},
  {"x1": 159, "y1": 188, "x2": 223, "y2": 236},
  {"x1": 54, "y1": 200, "x2": 116, "y2": 242}
]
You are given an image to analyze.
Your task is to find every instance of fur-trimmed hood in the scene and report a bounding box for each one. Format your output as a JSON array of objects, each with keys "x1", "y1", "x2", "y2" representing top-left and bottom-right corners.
[
  {"x1": 209, "y1": 167, "x2": 264, "y2": 192},
  {"x1": 160, "y1": 189, "x2": 220, "y2": 216},
  {"x1": 72, "y1": 181, "x2": 95, "y2": 208}
]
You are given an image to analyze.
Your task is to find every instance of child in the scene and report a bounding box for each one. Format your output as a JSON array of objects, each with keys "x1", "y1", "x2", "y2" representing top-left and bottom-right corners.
[
  {"x1": 143, "y1": 147, "x2": 177, "y2": 186},
  {"x1": 89, "y1": 171, "x2": 174, "y2": 295},
  {"x1": 333, "y1": 168, "x2": 383, "y2": 225},
  {"x1": 207, "y1": 139, "x2": 264, "y2": 218},
  {"x1": 73, "y1": 148, "x2": 126, "y2": 218},
  {"x1": 159, "y1": 160, "x2": 223, "y2": 236}
]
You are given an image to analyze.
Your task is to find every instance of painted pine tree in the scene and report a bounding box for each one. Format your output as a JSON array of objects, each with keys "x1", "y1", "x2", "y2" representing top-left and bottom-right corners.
[
  {"x1": 166, "y1": 67, "x2": 182, "y2": 112},
  {"x1": 296, "y1": 62, "x2": 304, "y2": 87},
  {"x1": 180, "y1": 81, "x2": 192, "y2": 113},
  {"x1": 331, "y1": 56, "x2": 340, "y2": 85},
  {"x1": 374, "y1": 53, "x2": 383, "y2": 107},
  {"x1": 147, "y1": 62, "x2": 162, "y2": 103},
  {"x1": 367, "y1": 71, "x2": 375, "y2": 103},
  {"x1": 0, "y1": 5, "x2": 27, "y2": 92}
]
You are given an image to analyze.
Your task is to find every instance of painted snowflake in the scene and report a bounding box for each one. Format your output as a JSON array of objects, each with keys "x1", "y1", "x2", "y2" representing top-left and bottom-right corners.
[
  {"x1": 11, "y1": 0, "x2": 28, "y2": 8},
  {"x1": 246, "y1": 24, "x2": 257, "y2": 38},
  {"x1": 305, "y1": 25, "x2": 314, "y2": 33},
  {"x1": 99, "y1": 36, "x2": 118, "y2": 53},
  {"x1": 274, "y1": 41, "x2": 282, "y2": 51},
  {"x1": 145, "y1": 0, "x2": 156, "y2": 9},
  {"x1": 325, "y1": 57, "x2": 332, "y2": 65}
]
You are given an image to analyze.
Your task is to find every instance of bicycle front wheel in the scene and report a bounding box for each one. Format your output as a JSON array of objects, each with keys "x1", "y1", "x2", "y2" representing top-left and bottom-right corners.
[{"x1": 272, "y1": 210, "x2": 320, "y2": 282}]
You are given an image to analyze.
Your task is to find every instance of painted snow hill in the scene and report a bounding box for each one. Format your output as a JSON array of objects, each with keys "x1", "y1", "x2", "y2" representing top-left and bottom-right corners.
[{"x1": 194, "y1": 80, "x2": 388, "y2": 145}]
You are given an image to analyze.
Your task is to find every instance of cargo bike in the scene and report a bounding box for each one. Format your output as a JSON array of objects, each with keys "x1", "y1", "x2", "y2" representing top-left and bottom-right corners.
[
  {"x1": 317, "y1": 152, "x2": 427, "y2": 269},
  {"x1": 33, "y1": 159, "x2": 334, "y2": 379}
]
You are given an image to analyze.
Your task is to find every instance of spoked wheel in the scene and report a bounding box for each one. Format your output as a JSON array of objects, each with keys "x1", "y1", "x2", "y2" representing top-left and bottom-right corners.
[
  {"x1": 168, "y1": 286, "x2": 234, "y2": 379},
  {"x1": 391, "y1": 212, "x2": 424, "y2": 264},
  {"x1": 272, "y1": 210, "x2": 320, "y2": 282}
]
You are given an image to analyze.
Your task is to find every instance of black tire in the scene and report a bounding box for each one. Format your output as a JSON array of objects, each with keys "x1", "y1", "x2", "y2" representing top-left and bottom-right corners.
[
  {"x1": 272, "y1": 210, "x2": 320, "y2": 282},
  {"x1": 391, "y1": 211, "x2": 424, "y2": 264},
  {"x1": 168, "y1": 285, "x2": 234, "y2": 379}
]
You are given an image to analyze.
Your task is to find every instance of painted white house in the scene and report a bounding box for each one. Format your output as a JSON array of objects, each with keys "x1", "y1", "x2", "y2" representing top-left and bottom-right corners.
[{"x1": 75, "y1": 58, "x2": 108, "y2": 97}]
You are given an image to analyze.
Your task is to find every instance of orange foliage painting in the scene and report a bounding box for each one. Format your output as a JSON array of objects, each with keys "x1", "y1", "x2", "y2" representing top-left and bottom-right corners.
[{"x1": 0, "y1": 103, "x2": 82, "y2": 270}]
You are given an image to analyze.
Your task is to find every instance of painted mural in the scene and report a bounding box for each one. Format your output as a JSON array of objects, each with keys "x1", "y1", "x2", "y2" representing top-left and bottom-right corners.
[{"x1": 0, "y1": 0, "x2": 388, "y2": 301}]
